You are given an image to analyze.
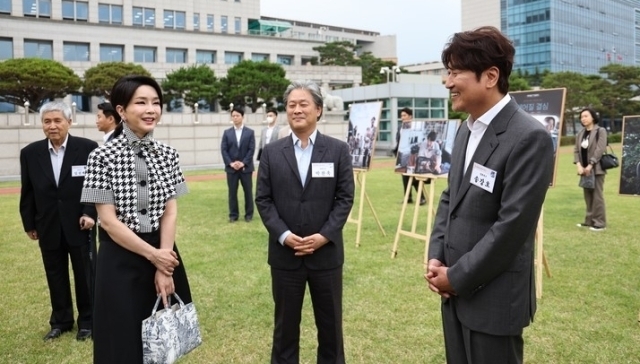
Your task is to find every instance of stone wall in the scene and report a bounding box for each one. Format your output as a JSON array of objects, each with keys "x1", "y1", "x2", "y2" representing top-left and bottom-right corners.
[{"x1": 0, "y1": 112, "x2": 348, "y2": 180}]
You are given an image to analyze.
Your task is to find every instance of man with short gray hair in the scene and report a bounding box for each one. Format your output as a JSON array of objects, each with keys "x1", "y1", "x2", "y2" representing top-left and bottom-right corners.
[{"x1": 19, "y1": 101, "x2": 98, "y2": 341}]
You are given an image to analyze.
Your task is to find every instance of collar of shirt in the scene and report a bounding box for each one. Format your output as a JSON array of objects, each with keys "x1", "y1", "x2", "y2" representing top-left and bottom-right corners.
[
  {"x1": 465, "y1": 94, "x2": 511, "y2": 130},
  {"x1": 123, "y1": 122, "x2": 155, "y2": 148},
  {"x1": 103, "y1": 130, "x2": 115, "y2": 143},
  {"x1": 234, "y1": 124, "x2": 244, "y2": 131},
  {"x1": 291, "y1": 128, "x2": 318, "y2": 149},
  {"x1": 48, "y1": 134, "x2": 69, "y2": 152}
]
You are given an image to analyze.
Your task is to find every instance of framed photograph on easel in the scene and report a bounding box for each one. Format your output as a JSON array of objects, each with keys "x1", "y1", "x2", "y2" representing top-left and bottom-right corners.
[
  {"x1": 619, "y1": 115, "x2": 640, "y2": 196},
  {"x1": 347, "y1": 102, "x2": 382, "y2": 170},
  {"x1": 394, "y1": 119, "x2": 458, "y2": 175}
]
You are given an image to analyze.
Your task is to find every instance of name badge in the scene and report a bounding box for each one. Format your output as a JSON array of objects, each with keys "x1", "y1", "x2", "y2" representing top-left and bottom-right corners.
[
  {"x1": 72, "y1": 165, "x2": 87, "y2": 177},
  {"x1": 470, "y1": 163, "x2": 496, "y2": 193},
  {"x1": 311, "y1": 163, "x2": 334, "y2": 178}
]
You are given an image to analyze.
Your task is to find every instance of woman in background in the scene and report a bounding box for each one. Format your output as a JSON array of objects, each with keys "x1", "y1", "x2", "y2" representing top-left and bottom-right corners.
[
  {"x1": 573, "y1": 107, "x2": 607, "y2": 231},
  {"x1": 81, "y1": 75, "x2": 193, "y2": 363}
]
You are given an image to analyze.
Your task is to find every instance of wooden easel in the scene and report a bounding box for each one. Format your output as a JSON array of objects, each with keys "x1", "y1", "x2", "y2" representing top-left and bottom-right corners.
[
  {"x1": 348, "y1": 169, "x2": 386, "y2": 247},
  {"x1": 391, "y1": 173, "x2": 444, "y2": 268},
  {"x1": 534, "y1": 209, "x2": 552, "y2": 298}
]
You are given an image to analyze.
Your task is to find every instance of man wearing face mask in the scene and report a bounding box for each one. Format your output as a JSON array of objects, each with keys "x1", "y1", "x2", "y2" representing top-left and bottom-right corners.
[{"x1": 258, "y1": 108, "x2": 280, "y2": 161}]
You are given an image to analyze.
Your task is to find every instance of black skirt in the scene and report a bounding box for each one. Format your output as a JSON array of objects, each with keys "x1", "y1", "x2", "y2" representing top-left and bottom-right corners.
[{"x1": 93, "y1": 227, "x2": 192, "y2": 364}]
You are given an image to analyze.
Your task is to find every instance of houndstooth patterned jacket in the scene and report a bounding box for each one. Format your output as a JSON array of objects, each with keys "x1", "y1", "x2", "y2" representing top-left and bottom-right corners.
[{"x1": 81, "y1": 124, "x2": 188, "y2": 232}]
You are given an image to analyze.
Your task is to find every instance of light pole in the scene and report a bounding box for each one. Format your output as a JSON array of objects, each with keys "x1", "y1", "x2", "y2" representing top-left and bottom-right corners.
[
  {"x1": 71, "y1": 101, "x2": 77, "y2": 124},
  {"x1": 193, "y1": 102, "x2": 199, "y2": 124},
  {"x1": 261, "y1": 103, "x2": 267, "y2": 123},
  {"x1": 229, "y1": 103, "x2": 234, "y2": 124},
  {"x1": 24, "y1": 100, "x2": 30, "y2": 126},
  {"x1": 379, "y1": 66, "x2": 401, "y2": 83}
]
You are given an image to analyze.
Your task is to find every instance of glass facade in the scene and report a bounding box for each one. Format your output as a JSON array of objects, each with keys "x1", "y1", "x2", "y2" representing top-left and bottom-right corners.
[
  {"x1": 24, "y1": 39, "x2": 52, "y2": 58},
  {"x1": 98, "y1": 3, "x2": 122, "y2": 24},
  {"x1": 62, "y1": 0, "x2": 88, "y2": 21},
  {"x1": 225, "y1": 51, "x2": 242, "y2": 64},
  {"x1": 505, "y1": 0, "x2": 640, "y2": 75},
  {"x1": 0, "y1": 38, "x2": 12, "y2": 60},
  {"x1": 63, "y1": 42, "x2": 89, "y2": 61},
  {"x1": 100, "y1": 44, "x2": 123, "y2": 61},
  {"x1": 134, "y1": 46, "x2": 156, "y2": 62},
  {"x1": 196, "y1": 50, "x2": 216, "y2": 64},
  {"x1": 166, "y1": 48, "x2": 187, "y2": 63}
]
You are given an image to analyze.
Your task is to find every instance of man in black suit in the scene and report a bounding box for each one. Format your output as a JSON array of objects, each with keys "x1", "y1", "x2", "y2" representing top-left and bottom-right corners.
[
  {"x1": 221, "y1": 106, "x2": 255, "y2": 222},
  {"x1": 19, "y1": 101, "x2": 98, "y2": 341},
  {"x1": 256, "y1": 81, "x2": 354, "y2": 364},
  {"x1": 426, "y1": 27, "x2": 554, "y2": 363}
]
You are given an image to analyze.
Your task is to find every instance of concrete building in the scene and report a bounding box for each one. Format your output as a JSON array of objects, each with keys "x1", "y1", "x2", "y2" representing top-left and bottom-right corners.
[
  {"x1": 0, "y1": 0, "x2": 396, "y2": 111},
  {"x1": 461, "y1": 0, "x2": 640, "y2": 76}
]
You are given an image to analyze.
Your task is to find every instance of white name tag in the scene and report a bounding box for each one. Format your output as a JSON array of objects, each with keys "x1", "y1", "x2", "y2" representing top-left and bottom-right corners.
[
  {"x1": 470, "y1": 163, "x2": 496, "y2": 193},
  {"x1": 311, "y1": 163, "x2": 334, "y2": 178},
  {"x1": 72, "y1": 165, "x2": 87, "y2": 177}
]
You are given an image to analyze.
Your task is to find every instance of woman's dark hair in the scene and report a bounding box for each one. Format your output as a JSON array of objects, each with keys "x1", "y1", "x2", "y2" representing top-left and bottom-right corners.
[
  {"x1": 580, "y1": 107, "x2": 600, "y2": 124},
  {"x1": 441, "y1": 26, "x2": 514, "y2": 94},
  {"x1": 109, "y1": 75, "x2": 163, "y2": 138},
  {"x1": 97, "y1": 102, "x2": 121, "y2": 124}
]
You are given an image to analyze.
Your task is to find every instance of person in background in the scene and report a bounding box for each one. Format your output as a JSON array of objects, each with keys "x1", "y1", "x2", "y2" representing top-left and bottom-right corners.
[
  {"x1": 96, "y1": 102, "x2": 120, "y2": 143},
  {"x1": 221, "y1": 106, "x2": 255, "y2": 222},
  {"x1": 394, "y1": 107, "x2": 426, "y2": 205},
  {"x1": 256, "y1": 80, "x2": 354, "y2": 364},
  {"x1": 81, "y1": 75, "x2": 193, "y2": 363},
  {"x1": 258, "y1": 108, "x2": 280, "y2": 161},
  {"x1": 574, "y1": 107, "x2": 607, "y2": 231},
  {"x1": 426, "y1": 26, "x2": 554, "y2": 363},
  {"x1": 19, "y1": 101, "x2": 98, "y2": 341}
]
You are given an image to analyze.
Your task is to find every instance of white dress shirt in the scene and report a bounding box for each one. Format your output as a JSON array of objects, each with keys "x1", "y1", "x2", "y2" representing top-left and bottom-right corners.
[{"x1": 463, "y1": 94, "x2": 511, "y2": 172}]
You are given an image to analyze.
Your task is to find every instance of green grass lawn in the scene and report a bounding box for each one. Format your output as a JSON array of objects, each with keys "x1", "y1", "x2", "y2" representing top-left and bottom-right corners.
[{"x1": 0, "y1": 145, "x2": 638, "y2": 363}]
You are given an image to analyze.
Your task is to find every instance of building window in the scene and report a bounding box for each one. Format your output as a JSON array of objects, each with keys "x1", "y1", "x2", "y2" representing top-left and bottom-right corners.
[
  {"x1": 100, "y1": 44, "x2": 123, "y2": 62},
  {"x1": 63, "y1": 42, "x2": 89, "y2": 61},
  {"x1": 251, "y1": 53, "x2": 268, "y2": 62},
  {"x1": 71, "y1": 94, "x2": 91, "y2": 112},
  {"x1": 221, "y1": 16, "x2": 228, "y2": 33},
  {"x1": 24, "y1": 39, "x2": 52, "y2": 59},
  {"x1": 276, "y1": 55, "x2": 293, "y2": 65},
  {"x1": 0, "y1": 0, "x2": 11, "y2": 13},
  {"x1": 234, "y1": 17, "x2": 241, "y2": 34},
  {"x1": 164, "y1": 10, "x2": 185, "y2": 29},
  {"x1": 196, "y1": 50, "x2": 216, "y2": 64},
  {"x1": 62, "y1": 0, "x2": 88, "y2": 21},
  {"x1": 98, "y1": 3, "x2": 122, "y2": 24},
  {"x1": 0, "y1": 38, "x2": 12, "y2": 60},
  {"x1": 166, "y1": 48, "x2": 187, "y2": 63},
  {"x1": 206, "y1": 14, "x2": 214, "y2": 31},
  {"x1": 225, "y1": 51, "x2": 243, "y2": 64},
  {"x1": 133, "y1": 7, "x2": 155, "y2": 27},
  {"x1": 134, "y1": 46, "x2": 156, "y2": 62},
  {"x1": 23, "y1": 0, "x2": 51, "y2": 17},
  {"x1": 193, "y1": 13, "x2": 200, "y2": 30}
]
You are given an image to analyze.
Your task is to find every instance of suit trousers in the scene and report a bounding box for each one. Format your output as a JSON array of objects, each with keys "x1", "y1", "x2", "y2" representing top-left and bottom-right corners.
[
  {"x1": 441, "y1": 298, "x2": 523, "y2": 364},
  {"x1": 226, "y1": 171, "x2": 254, "y2": 219},
  {"x1": 401, "y1": 175, "x2": 428, "y2": 201},
  {"x1": 582, "y1": 174, "x2": 606, "y2": 228},
  {"x1": 39, "y1": 230, "x2": 92, "y2": 331},
  {"x1": 270, "y1": 266, "x2": 344, "y2": 364}
]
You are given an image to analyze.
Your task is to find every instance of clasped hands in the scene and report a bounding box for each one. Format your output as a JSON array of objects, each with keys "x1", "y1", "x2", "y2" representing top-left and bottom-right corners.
[
  {"x1": 150, "y1": 248, "x2": 179, "y2": 276},
  {"x1": 285, "y1": 233, "x2": 328, "y2": 256},
  {"x1": 424, "y1": 259, "x2": 456, "y2": 298},
  {"x1": 230, "y1": 160, "x2": 245, "y2": 171}
]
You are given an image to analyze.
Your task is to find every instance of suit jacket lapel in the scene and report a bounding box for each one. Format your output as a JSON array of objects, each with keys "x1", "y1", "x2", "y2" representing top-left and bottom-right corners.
[
  {"x1": 304, "y1": 132, "x2": 327, "y2": 189},
  {"x1": 281, "y1": 136, "x2": 302, "y2": 187},
  {"x1": 36, "y1": 139, "x2": 56, "y2": 185}
]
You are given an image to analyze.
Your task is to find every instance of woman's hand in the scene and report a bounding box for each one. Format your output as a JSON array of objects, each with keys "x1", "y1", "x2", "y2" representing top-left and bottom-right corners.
[
  {"x1": 150, "y1": 249, "x2": 179, "y2": 276},
  {"x1": 155, "y1": 270, "x2": 175, "y2": 308},
  {"x1": 583, "y1": 164, "x2": 592, "y2": 176},
  {"x1": 577, "y1": 164, "x2": 584, "y2": 175}
]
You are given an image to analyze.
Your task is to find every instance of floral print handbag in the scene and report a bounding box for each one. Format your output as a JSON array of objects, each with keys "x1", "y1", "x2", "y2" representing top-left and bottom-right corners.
[{"x1": 142, "y1": 293, "x2": 202, "y2": 364}]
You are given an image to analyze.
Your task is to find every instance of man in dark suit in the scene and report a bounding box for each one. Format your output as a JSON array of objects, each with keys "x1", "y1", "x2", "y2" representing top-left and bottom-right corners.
[
  {"x1": 257, "y1": 107, "x2": 281, "y2": 161},
  {"x1": 426, "y1": 26, "x2": 554, "y2": 363},
  {"x1": 256, "y1": 81, "x2": 354, "y2": 364},
  {"x1": 19, "y1": 101, "x2": 98, "y2": 341},
  {"x1": 221, "y1": 106, "x2": 255, "y2": 222}
]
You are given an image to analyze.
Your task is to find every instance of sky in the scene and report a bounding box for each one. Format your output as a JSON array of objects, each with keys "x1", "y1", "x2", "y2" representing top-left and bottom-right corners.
[{"x1": 260, "y1": 0, "x2": 462, "y2": 65}]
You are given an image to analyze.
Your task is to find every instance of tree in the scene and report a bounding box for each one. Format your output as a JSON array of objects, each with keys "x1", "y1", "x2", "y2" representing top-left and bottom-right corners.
[
  {"x1": 357, "y1": 52, "x2": 396, "y2": 86},
  {"x1": 541, "y1": 71, "x2": 600, "y2": 136},
  {"x1": 508, "y1": 73, "x2": 531, "y2": 92},
  {"x1": 597, "y1": 64, "x2": 640, "y2": 132},
  {"x1": 312, "y1": 41, "x2": 359, "y2": 66},
  {"x1": 218, "y1": 61, "x2": 290, "y2": 113},
  {"x1": 83, "y1": 62, "x2": 151, "y2": 99},
  {"x1": 162, "y1": 65, "x2": 219, "y2": 112},
  {"x1": 0, "y1": 58, "x2": 82, "y2": 111}
]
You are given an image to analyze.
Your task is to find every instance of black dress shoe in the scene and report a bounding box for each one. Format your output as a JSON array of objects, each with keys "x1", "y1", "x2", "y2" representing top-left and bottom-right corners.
[
  {"x1": 43, "y1": 328, "x2": 69, "y2": 341},
  {"x1": 76, "y1": 329, "x2": 92, "y2": 341},
  {"x1": 229, "y1": 218, "x2": 238, "y2": 223},
  {"x1": 245, "y1": 216, "x2": 252, "y2": 222},
  {"x1": 419, "y1": 198, "x2": 427, "y2": 206}
]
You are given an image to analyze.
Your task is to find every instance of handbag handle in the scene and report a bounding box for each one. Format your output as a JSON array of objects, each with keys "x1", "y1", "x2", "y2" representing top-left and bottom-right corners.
[{"x1": 150, "y1": 293, "x2": 186, "y2": 315}]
